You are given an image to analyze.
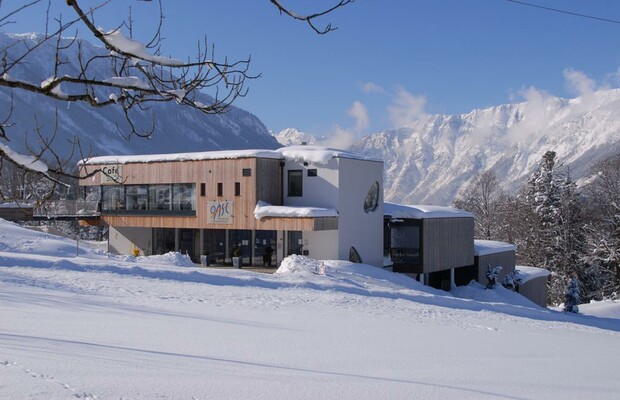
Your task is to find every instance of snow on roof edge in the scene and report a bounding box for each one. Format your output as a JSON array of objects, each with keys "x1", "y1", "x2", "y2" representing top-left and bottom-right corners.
[
  {"x1": 474, "y1": 240, "x2": 517, "y2": 256},
  {"x1": 80, "y1": 145, "x2": 380, "y2": 166},
  {"x1": 515, "y1": 266, "x2": 551, "y2": 284},
  {"x1": 384, "y1": 202, "x2": 474, "y2": 219},
  {"x1": 254, "y1": 200, "x2": 338, "y2": 220}
]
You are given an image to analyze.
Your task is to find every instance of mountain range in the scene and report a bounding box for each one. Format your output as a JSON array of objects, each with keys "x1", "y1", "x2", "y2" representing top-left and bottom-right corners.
[
  {"x1": 3, "y1": 31, "x2": 620, "y2": 205},
  {"x1": 276, "y1": 90, "x2": 620, "y2": 205}
]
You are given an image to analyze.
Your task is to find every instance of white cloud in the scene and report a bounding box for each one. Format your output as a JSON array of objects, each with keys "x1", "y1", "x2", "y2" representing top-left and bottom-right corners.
[
  {"x1": 563, "y1": 68, "x2": 597, "y2": 96},
  {"x1": 320, "y1": 101, "x2": 371, "y2": 149},
  {"x1": 387, "y1": 86, "x2": 427, "y2": 128},
  {"x1": 348, "y1": 101, "x2": 370, "y2": 132},
  {"x1": 359, "y1": 81, "x2": 385, "y2": 94}
]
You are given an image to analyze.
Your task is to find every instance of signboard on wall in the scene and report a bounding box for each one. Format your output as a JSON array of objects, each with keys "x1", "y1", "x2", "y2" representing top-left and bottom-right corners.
[
  {"x1": 101, "y1": 164, "x2": 123, "y2": 184},
  {"x1": 208, "y1": 200, "x2": 234, "y2": 224}
]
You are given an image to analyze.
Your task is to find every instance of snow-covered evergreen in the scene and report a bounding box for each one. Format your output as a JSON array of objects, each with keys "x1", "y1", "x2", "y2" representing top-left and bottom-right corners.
[
  {"x1": 564, "y1": 277, "x2": 581, "y2": 313},
  {"x1": 485, "y1": 265, "x2": 502, "y2": 289}
]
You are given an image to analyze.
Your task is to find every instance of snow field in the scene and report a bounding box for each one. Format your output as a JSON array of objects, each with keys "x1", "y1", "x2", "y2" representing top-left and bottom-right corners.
[{"x1": 1, "y1": 218, "x2": 619, "y2": 399}]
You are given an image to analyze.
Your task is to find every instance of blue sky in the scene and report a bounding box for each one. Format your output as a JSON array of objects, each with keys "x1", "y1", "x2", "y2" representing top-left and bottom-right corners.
[{"x1": 4, "y1": 0, "x2": 620, "y2": 141}]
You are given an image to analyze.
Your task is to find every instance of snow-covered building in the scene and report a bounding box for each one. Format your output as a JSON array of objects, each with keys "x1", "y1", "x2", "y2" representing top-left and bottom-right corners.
[
  {"x1": 78, "y1": 146, "x2": 384, "y2": 268},
  {"x1": 473, "y1": 240, "x2": 517, "y2": 285},
  {"x1": 384, "y1": 203, "x2": 475, "y2": 289},
  {"x1": 383, "y1": 204, "x2": 549, "y2": 304}
]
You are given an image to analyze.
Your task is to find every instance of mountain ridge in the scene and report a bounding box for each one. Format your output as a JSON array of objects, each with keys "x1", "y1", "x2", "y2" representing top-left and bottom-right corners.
[{"x1": 278, "y1": 89, "x2": 620, "y2": 204}]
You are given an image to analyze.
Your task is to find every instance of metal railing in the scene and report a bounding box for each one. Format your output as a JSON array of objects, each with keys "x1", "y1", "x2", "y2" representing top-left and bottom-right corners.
[{"x1": 33, "y1": 200, "x2": 100, "y2": 219}]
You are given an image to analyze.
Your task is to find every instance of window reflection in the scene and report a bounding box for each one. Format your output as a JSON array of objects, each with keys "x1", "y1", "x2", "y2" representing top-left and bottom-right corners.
[
  {"x1": 173, "y1": 183, "x2": 195, "y2": 211},
  {"x1": 100, "y1": 184, "x2": 195, "y2": 213},
  {"x1": 149, "y1": 185, "x2": 171, "y2": 211}
]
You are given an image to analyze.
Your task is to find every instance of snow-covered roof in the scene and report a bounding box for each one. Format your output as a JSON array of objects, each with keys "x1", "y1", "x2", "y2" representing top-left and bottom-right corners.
[
  {"x1": 384, "y1": 202, "x2": 474, "y2": 219},
  {"x1": 254, "y1": 201, "x2": 338, "y2": 220},
  {"x1": 515, "y1": 266, "x2": 551, "y2": 284},
  {"x1": 80, "y1": 149, "x2": 282, "y2": 165},
  {"x1": 277, "y1": 145, "x2": 381, "y2": 165},
  {"x1": 474, "y1": 240, "x2": 517, "y2": 256},
  {"x1": 80, "y1": 145, "x2": 380, "y2": 167}
]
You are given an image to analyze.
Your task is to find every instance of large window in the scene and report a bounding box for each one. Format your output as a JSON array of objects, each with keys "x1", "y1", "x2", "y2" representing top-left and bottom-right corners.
[
  {"x1": 173, "y1": 183, "x2": 195, "y2": 211},
  {"x1": 149, "y1": 185, "x2": 171, "y2": 210},
  {"x1": 390, "y1": 224, "x2": 421, "y2": 264},
  {"x1": 102, "y1": 186, "x2": 125, "y2": 211},
  {"x1": 125, "y1": 185, "x2": 148, "y2": 211},
  {"x1": 288, "y1": 170, "x2": 303, "y2": 197},
  {"x1": 101, "y1": 183, "x2": 195, "y2": 214}
]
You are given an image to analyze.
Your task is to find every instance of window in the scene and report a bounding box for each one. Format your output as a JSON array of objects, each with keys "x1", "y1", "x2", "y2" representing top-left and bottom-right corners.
[
  {"x1": 102, "y1": 184, "x2": 195, "y2": 214},
  {"x1": 217, "y1": 182, "x2": 223, "y2": 197},
  {"x1": 363, "y1": 181, "x2": 380, "y2": 213},
  {"x1": 288, "y1": 170, "x2": 303, "y2": 197},
  {"x1": 173, "y1": 183, "x2": 195, "y2": 211},
  {"x1": 349, "y1": 247, "x2": 362, "y2": 263},
  {"x1": 101, "y1": 186, "x2": 125, "y2": 211},
  {"x1": 125, "y1": 185, "x2": 148, "y2": 210},
  {"x1": 235, "y1": 182, "x2": 241, "y2": 196},
  {"x1": 200, "y1": 183, "x2": 206, "y2": 197},
  {"x1": 149, "y1": 185, "x2": 171, "y2": 210},
  {"x1": 242, "y1": 168, "x2": 251, "y2": 177},
  {"x1": 307, "y1": 169, "x2": 317, "y2": 177},
  {"x1": 390, "y1": 224, "x2": 421, "y2": 264}
]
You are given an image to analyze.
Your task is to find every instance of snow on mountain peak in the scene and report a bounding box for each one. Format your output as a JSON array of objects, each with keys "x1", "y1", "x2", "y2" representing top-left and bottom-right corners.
[{"x1": 350, "y1": 88, "x2": 620, "y2": 205}]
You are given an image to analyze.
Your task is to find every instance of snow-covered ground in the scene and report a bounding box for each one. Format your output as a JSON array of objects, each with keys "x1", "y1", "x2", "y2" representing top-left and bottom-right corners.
[{"x1": 1, "y1": 218, "x2": 619, "y2": 399}]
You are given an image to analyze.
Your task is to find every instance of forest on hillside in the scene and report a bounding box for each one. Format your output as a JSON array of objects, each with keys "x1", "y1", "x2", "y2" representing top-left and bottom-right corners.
[{"x1": 455, "y1": 151, "x2": 620, "y2": 304}]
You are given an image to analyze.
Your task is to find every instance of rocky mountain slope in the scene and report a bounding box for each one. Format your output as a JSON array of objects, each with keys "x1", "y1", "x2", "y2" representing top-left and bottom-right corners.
[{"x1": 351, "y1": 89, "x2": 620, "y2": 204}]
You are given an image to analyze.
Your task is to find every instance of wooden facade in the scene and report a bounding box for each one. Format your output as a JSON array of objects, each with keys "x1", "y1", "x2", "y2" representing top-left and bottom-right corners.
[
  {"x1": 80, "y1": 157, "x2": 336, "y2": 232},
  {"x1": 474, "y1": 251, "x2": 516, "y2": 284},
  {"x1": 518, "y1": 277, "x2": 549, "y2": 307},
  {"x1": 422, "y1": 217, "x2": 474, "y2": 273},
  {"x1": 388, "y1": 216, "x2": 474, "y2": 275}
]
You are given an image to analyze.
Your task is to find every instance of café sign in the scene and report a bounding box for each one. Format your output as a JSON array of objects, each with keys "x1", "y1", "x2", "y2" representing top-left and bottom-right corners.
[{"x1": 101, "y1": 164, "x2": 123, "y2": 184}]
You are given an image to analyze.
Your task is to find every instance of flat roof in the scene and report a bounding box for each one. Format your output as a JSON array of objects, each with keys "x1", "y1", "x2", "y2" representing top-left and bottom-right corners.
[
  {"x1": 384, "y1": 202, "x2": 474, "y2": 219},
  {"x1": 474, "y1": 240, "x2": 516, "y2": 256},
  {"x1": 80, "y1": 145, "x2": 381, "y2": 167},
  {"x1": 515, "y1": 266, "x2": 551, "y2": 284}
]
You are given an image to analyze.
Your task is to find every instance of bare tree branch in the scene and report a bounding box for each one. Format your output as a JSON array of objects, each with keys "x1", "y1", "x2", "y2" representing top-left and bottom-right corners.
[
  {"x1": 0, "y1": 0, "x2": 351, "y2": 201},
  {"x1": 269, "y1": 0, "x2": 354, "y2": 34}
]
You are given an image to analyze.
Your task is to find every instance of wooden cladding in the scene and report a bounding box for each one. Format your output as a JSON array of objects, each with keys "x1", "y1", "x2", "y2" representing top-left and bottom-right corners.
[
  {"x1": 83, "y1": 157, "x2": 336, "y2": 231},
  {"x1": 421, "y1": 217, "x2": 474, "y2": 273}
]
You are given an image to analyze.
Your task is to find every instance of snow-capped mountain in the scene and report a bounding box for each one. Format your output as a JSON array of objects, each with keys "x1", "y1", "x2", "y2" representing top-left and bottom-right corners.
[
  {"x1": 273, "y1": 128, "x2": 325, "y2": 146},
  {"x1": 351, "y1": 89, "x2": 620, "y2": 204},
  {"x1": 0, "y1": 32, "x2": 279, "y2": 162}
]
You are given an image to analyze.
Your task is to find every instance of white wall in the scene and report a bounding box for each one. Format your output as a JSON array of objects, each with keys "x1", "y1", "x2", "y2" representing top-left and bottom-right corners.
[
  {"x1": 282, "y1": 158, "x2": 339, "y2": 209},
  {"x1": 337, "y1": 158, "x2": 384, "y2": 268},
  {"x1": 303, "y1": 230, "x2": 339, "y2": 261},
  {"x1": 109, "y1": 226, "x2": 152, "y2": 256},
  {"x1": 282, "y1": 155, "x2": 384, "y2": 268}
]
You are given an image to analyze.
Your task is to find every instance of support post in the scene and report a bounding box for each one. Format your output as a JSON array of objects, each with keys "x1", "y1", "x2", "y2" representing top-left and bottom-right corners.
[{"x1": 450, "y1": 268, "x2": 456, "y2": 291}]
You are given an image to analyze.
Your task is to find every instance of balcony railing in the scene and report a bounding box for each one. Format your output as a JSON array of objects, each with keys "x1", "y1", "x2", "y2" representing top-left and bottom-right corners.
[{"x1": 33, "y1": 200, "x2": 101, "y2": 219}]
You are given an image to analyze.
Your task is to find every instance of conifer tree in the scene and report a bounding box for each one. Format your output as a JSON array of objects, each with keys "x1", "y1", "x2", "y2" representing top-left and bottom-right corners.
[
  {"x1": 563, "y1": 277, "x2": 580, "y2": 313},
  {"x1": 523, "y1": 151, "x2": 587, "y2": 304}
]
